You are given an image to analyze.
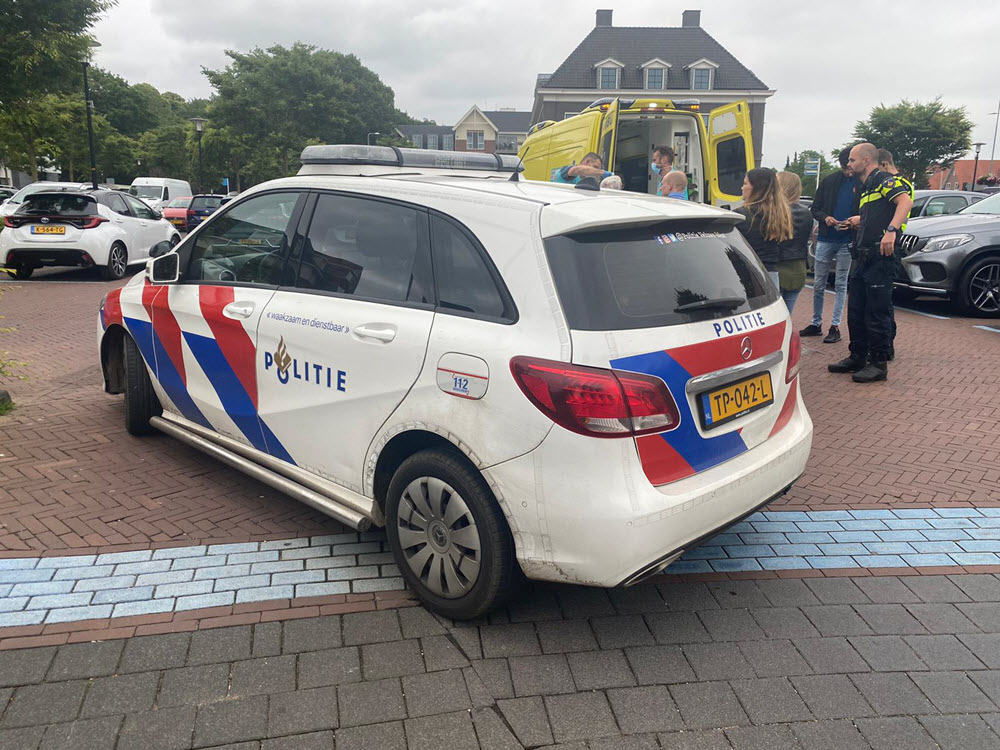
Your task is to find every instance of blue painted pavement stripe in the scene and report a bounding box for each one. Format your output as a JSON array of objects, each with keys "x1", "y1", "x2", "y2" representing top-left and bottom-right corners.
[{"x1": 3, "y1": 508, "x2": 1000, "y2": 628}]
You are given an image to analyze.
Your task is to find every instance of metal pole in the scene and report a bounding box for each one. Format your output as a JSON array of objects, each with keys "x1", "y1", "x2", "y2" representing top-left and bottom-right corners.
[
  {"x1": 991, "y1": 101, "x2": 999, "y2": 178},
  {"x1": 971, "y1": 153, "x2": 981, "y2": 191},
  {"x1": 816, "y1": 154, "x2": 821, "y2": 193},
  {"x1": 197, "y1": 133, "x2": 204, "y2": 194},
  {"x1": 82, "y1": 62, "x2": 98, "y2": 190}
]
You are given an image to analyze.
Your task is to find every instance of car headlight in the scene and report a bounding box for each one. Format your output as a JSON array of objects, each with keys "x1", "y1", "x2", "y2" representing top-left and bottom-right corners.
[{"x1": 919, "y1": 233, "x2": 974, "y2": 253}]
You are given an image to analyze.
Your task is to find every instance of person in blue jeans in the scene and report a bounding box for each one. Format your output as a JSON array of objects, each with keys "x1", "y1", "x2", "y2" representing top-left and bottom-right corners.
[{"x1": 800, "y1": 147, "x2": 857, "y2": 344}]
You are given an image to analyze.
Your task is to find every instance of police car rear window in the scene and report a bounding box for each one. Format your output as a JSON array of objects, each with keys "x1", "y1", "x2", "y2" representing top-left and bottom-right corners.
[{"x1": 544, "y1": 221, "x2": 778, "y2": 331}]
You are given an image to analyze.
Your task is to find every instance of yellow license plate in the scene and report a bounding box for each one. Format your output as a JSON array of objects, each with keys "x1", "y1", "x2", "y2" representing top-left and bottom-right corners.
[
  {"x1": 700, "y1": 372, "x2": 774, "y2": 429},
  {"x1": 30, "y1": 225, "x2": 65, "y2": 235}
]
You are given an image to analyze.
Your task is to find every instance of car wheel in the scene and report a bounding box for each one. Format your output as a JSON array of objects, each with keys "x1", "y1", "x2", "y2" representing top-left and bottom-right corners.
[
  {"x1": 4, "y1": 265, "x2": 33, "y2": 280},
  {"x1": 102, "y1": 242, "x2": 128, "y2": 281},
  {"x1": 123, "y1": 334, "x2": 161, "y2": 435},
  {"x1": 958, "y1": 256, "x2": 1000, "y2": 317},
  {"x1": 385, "y1": 448, "x2": 519, "y2": 619}
]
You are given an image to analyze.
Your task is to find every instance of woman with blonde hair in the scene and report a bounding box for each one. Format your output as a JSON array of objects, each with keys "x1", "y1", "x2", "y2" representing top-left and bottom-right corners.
[
  {"x1": 734, "y1": 168, "x2": 793, "y2": 293},
  {"x1": 775, "y1": 171, "x2": 814, "y2": 313}
]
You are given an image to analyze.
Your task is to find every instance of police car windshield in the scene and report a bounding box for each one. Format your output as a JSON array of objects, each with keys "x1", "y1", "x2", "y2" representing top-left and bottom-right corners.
[
  {"x1": 959, "y1": 192, "x2": 1000, "y2": 215},
  {"x1": 544, "y1": 221, "x2": 778, "y2": 331}
]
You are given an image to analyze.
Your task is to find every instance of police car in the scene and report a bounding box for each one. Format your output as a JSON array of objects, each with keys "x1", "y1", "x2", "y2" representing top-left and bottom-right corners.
[{"x1": 97, "y1": 145, "x2": 813, "y2": 618}]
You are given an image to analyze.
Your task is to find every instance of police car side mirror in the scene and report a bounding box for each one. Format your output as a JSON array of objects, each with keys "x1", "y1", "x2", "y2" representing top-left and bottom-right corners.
[{"x1": 147, "y1": 252, "x2": 179, "y2": 283}]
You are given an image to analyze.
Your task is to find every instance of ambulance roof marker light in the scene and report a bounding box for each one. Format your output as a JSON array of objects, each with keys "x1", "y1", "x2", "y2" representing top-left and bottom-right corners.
[{"x1": 299, "y1": 145, "x2": 523, "y2": 173}]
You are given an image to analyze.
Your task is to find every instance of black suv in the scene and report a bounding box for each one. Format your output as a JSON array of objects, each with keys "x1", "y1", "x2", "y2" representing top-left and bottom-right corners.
[{"x1": 896, "y1": 192, "x2": 1000, "y2": 316}]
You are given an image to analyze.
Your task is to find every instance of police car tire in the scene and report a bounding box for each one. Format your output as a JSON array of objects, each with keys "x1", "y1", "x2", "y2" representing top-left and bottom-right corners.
[
  {"x1": 123, "y1": 334, "x2": 161, "y2": 436},
  {"x1": 385, "y1": 448, "x2": 519, "y2": 620}
]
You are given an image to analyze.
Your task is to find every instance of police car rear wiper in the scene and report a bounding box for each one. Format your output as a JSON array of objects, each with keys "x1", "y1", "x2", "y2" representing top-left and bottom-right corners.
[{"x1": 674, "y1": 296, "x2": 746, "y2": 313}]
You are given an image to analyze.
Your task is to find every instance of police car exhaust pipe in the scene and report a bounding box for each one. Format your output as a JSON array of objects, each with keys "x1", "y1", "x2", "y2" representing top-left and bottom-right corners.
[
  {"x1": 155, "y1": 411, "x2": 381, "y2": 525},
  {"x1": 150, "y1": 416, "x2": 372, "y2": 532}
]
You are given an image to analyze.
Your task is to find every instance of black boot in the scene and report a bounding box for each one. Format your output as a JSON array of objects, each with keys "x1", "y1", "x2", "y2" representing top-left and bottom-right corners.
[
  {"x1": 828, "y1": 356, "x2": 866, "y2": 373},
  {"x1": 853, "y1": 361, "x2": 887, "y2": 383},
  {"x1": 887, "y1": 346, "x2": 895, "y2": 361}
]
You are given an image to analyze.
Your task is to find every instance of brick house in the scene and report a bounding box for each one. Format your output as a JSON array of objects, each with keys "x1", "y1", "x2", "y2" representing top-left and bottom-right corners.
[
  {"x1": 530, "y1": 9, "x2": 774, "y2": 165},
  {"x1": 927, "y1": 158, "x2": 1000, "y2": 190},
  {"x1": 395, "y1": 108, "x2": 532, "y2": 154}
]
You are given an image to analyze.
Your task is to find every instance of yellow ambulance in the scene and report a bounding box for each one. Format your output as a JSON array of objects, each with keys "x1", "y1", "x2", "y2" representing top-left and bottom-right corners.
[{"x1": 519, "y1": 97, "x2": 755, "y2": 206}]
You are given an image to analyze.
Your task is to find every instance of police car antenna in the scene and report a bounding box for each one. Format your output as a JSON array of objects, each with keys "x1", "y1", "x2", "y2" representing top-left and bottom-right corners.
[{"x1": 509, "y1": 147, "x2": 529, "y2": 182}]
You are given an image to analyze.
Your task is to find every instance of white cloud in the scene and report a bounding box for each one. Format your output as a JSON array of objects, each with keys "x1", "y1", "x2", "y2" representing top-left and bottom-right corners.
[{"x1": 91, "y1": 0, "x2": 1000, "y2": 166}]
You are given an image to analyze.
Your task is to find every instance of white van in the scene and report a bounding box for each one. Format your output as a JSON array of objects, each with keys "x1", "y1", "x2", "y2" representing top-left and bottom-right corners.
[{"x1": 128, "y1": 177, "x2": 192, "y2": 212}]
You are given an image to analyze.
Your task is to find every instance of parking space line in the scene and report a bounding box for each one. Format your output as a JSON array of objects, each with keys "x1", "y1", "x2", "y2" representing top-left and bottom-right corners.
[
  {"x1": 973, "y1": 325, "x2": 1000, "y2": 333},
  {"x1": 894, "y1": 307, "x2": 950, "y2": 320}
]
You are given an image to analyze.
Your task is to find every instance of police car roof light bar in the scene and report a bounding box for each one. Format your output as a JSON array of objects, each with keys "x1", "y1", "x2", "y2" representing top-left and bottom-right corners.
[{"x1": 299, "y1": 145, "x2": 523, "y2": 173}]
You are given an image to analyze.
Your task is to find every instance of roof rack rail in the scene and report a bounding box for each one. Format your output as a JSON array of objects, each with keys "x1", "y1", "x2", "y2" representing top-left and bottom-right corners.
[{"x1": 299, "y1": 145, "x2": 523, "y2": 173}]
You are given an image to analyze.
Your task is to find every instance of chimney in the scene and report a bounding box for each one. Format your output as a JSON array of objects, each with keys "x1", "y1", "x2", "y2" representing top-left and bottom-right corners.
[
  {"x1": 596, "y1": 9, "x2": 613, "y2": 27},
  {"x1": 682, "y1": 10, "x2": 701, "y2": 27}
]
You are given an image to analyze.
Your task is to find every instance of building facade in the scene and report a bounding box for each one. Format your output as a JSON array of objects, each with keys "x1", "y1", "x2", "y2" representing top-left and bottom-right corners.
[
  {"x1": 530, "y1": 9, "x2": 774, "y2": 165},
  {"x1": 396, "y1": 108, "x2": 532, "y2": 155},
  {"x1": 927, "y1": 158, "x2": 1000, "y2": 191}
]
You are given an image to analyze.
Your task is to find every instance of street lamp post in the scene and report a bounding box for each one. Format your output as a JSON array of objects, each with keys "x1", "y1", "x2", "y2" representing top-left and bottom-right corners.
[
  {"x1": 190, "y1": 117, "x2": 207, "y2": 193},
  {"x1": 971, "y1": 142, "x2": 985, "y2": 191},
  {"x1": 81, "y1": 61, "x2": 98, "y2": 189},
  {"x1": 989, "y1": 102, "x2": 999, "y2": 179},
  {"x1": 367, "y1": 132, "x2": 381, "y2": 146}
]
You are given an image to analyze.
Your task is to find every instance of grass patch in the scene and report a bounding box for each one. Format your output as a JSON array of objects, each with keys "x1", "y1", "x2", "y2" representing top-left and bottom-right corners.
[{"x1": 0, "y1": 399, "x2": 14, "y2": 416}]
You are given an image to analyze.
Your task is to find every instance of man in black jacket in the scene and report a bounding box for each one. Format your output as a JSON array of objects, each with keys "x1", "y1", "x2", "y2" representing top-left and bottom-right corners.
[{"x1": 801, "y1": 147, "x2": 857, "y2": 343}]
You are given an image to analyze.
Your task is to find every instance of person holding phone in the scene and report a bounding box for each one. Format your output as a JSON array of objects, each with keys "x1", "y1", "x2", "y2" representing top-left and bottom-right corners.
[{"x1": 801, "y1": 147, "x2": 857, "y2": 344}]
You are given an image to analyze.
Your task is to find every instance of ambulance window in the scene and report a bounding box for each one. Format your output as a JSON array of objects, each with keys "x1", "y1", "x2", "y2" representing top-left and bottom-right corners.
[
  {"x1": 182, "y1": 191, "x2": 302, "y2": 285},
  {"x1": 298, "y1": 193, "x2": 433, "y2": 306},
  {"x1": 716, "y1": 137, "x2": 747, "y2": 196},
  {"x1": 430, "y1": 216, "x2": 513, "y2": 322}
]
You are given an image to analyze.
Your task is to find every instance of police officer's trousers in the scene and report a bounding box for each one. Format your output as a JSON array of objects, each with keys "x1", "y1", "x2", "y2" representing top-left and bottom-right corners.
[{"x1": 847, "y1": 251, "x2": 896, "y2": 363}]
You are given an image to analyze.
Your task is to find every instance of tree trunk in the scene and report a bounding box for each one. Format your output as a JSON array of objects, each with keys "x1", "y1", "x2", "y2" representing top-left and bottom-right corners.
[
  {"x1": 26, "y1": 132, "x2": 38, "y2": 181},
  {"x1": 68, "y1": 156, "x2": 75, "y2": 182}
]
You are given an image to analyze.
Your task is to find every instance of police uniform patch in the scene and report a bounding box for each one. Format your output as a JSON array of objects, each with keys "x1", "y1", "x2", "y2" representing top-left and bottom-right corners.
[{"x1": 881, "y1": 176, "x2": 898, "y2": 190}]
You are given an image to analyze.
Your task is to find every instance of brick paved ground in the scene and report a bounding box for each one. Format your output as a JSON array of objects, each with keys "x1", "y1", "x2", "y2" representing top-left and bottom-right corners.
[
  {"x1": 4, "y1": 575, "x2": 1000, "y2": 749},
  {"x1": 1, "y1": 276, "x2": 997, "y2": 554}
]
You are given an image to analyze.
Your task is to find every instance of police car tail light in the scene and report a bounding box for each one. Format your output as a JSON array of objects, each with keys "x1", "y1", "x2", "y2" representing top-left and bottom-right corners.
[
  {"x1": 786, "y1": 330, "x2": 802, "y2": 383},
  {"x1": 510, "y1": 356, "x2": 679, "y2": 439}
]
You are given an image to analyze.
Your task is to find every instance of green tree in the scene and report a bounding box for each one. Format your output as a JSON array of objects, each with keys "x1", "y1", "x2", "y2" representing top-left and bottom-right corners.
[
  {"x1": 0, "y1": 0, "x2": 115, "y2": 179},
  {"x1": 849, "y1": 99, "x2": 972, "y2": 188},
  {"x1": 137, "y1": 122, "x2": 189, "y2": 179},
  {"x1": 204, "y1": 43, "x2": 406, "y2": 179},
  {"x1": 784, "y1": 149, "x2": 840, "y2": 197},
  {"x1": 89, "y1": 67, "x2": 160, "y2": 137}
]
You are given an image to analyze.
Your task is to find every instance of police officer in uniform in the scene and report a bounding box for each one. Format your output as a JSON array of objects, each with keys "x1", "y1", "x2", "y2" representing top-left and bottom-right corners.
[
  {"x1": 877, "y1": 149, "x2": 914, "y2": 360},
  {"x1": 828, "y1": 143, "x2": 913, "y2": 383}
]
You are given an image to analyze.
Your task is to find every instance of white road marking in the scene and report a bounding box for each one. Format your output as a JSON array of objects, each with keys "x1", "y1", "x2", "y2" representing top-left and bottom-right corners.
[{"x1": 973, "y1": 325, "x2": 1000, "y2": 333}]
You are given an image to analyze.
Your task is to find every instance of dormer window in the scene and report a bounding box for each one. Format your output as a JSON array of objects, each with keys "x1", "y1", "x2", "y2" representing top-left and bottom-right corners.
[
  {"x1": 640, "y1": 58, "x2": 671, "y2": 90},
  {"x1": 594, "y1": 58, "x2": 624, "y2": 90},
  {"x1": 686, "y1": 58, "x2": 719, "y2": 90}
]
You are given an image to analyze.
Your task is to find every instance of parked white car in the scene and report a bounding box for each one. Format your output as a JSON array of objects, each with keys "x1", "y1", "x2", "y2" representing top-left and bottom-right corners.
[
  {"x1": 97, "y1": 145, "x2": 812, "y2": 618},
  {"x1": 2, "y1": 189, "x2": 180, "y2": 279},
  {"x1": 0, "y1": 181, "x2": 92, "y2": 219}
]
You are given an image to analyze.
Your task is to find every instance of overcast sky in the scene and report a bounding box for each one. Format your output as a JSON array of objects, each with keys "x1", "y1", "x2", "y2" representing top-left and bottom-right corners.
[{"x1": 92, "y1": 0, "x2": 1000, "y2": 171}]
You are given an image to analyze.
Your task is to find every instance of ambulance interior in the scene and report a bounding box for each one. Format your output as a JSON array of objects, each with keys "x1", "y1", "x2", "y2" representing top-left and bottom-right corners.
[{"x1": 614, "y1": 112, "x2": 705, "y2": 202}]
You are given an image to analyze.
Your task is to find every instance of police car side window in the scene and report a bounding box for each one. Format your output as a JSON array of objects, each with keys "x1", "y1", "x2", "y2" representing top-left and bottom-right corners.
[
  {"x1": 297, "y1": 193, "x2": 433, "y2": 305},
  {"x1": 429, "y1": 216, "x2": 510, "y2": 321},
  {"x1": 183, "y1": 191, "x2": 301, "y2": 285}
]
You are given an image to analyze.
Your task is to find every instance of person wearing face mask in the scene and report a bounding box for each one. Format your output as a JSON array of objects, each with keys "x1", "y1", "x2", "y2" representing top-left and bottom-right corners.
[{"x1": 651, "y1": 146, "x2": 678, "y2": 196}]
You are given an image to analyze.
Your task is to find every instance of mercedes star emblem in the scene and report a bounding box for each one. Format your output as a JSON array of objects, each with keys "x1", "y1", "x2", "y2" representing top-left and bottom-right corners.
[{"x1": 740, "y1": 336, "x2": 753, "y2": 360}]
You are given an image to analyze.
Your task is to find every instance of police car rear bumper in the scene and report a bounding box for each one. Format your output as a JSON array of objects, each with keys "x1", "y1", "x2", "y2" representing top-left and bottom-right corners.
[{"x1": 484, "y1": 386, "x2": 813, "y2": 588}]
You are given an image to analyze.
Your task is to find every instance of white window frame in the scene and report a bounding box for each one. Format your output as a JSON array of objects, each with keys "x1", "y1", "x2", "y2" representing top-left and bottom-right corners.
[
  {"x1": 467, "y1": 130, "x2": 485, "y2": 151},
  {"x1": 442, "y1": 134, "x2": 454, "y2": 151},
  {"x1": 563, "y1": 111, "x2": 581, "y2": 120},
  {"x1": 686, "y1": 58, "x2": 719, "y2": 91},
  {"x1": 411, "y1": 134, "x2": 423, "y2": 148},
  {"x1": 427, "y1": 133, "x2": 438, "y2": 150},
  {"x1": 640, "y1": 58, "x2": 671, "y2": 91},
  {"x1": 644, "y1": 67, "x2": 665, "y2": 90},
  {"x1": 594, "y1": 57, "x2": 624, "y2": 90}
]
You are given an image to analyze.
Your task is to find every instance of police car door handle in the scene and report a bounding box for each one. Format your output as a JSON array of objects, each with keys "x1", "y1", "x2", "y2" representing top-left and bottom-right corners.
[
  {"x1": 223, "y1": 301, "x2": 255, "y2": 319},
  {"x1": 353, "y1": 323, "x2": 396, "y2": 343}
]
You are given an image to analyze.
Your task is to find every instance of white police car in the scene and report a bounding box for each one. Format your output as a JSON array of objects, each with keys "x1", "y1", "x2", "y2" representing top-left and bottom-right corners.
[{"x1": 98, "y1": 145, "x2": 812, "y2": 618}]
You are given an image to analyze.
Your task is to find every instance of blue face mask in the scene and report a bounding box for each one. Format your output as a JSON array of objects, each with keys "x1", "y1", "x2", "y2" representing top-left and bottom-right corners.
[{"x1": 651, "y1": 162, "x2": 662, "y2": 175}]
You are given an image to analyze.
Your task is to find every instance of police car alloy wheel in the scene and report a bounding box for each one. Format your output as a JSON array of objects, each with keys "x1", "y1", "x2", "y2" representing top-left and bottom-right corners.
[
  {"x1": 103, "y1": 242, "x2": 128, "y2": 281},
  {"x1": 385, "y1": 449, "x2": 519, "y2": 619}
]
